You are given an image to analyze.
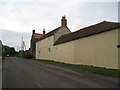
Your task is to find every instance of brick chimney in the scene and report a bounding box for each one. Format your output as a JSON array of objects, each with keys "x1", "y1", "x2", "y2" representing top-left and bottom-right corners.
[
  {"x1": 32, "y1": 29, "x2": 35, "y2": 35},
  {"x1": 43, "y1": 28, "x2": 46, "y2": 34},
  {"x1": 61, "y1": 16, "x2": 67, "y2": 27}
]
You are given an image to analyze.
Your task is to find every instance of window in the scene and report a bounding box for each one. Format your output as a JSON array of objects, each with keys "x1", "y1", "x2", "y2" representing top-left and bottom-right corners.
[
  {"x1": 48, "y1": 48, "x2": 51, "y2": 53},
  {"x1": 38, "y1": 51, "x2": 40, "y2": 54},
  {"x1": 117, "y1": 45, "x2": 120, "y2": 48}
]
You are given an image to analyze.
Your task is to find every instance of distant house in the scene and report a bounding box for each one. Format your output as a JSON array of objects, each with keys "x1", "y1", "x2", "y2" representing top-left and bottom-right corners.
[
  {"x1": 30, "y1": 30, "x2": 43, "y2": 58},
  {"x1": 36, "y1": 16, "x2": 120, "y2": 69}
]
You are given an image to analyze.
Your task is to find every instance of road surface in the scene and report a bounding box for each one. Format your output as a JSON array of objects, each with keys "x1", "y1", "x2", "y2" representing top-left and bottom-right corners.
[{"x1": 2, "y1": 57, "x2": 119, "y2": 88}]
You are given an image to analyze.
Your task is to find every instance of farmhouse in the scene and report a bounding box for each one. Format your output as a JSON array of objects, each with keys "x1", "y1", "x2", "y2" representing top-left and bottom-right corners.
[
  {"x1": 36, "y1": 16, "x2": 71, "y2": 60},
  {"x1": 30, "y1": 30, "x2": 43, "y2": 58},
  {"x1": 36, "y1": 16, "x2": 120, "y2": 69}
]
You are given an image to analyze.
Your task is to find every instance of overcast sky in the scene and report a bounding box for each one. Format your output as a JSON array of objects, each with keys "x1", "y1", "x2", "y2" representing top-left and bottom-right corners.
[{"x1": 0, "y1": 0, "x2": 119, "y2": 51}]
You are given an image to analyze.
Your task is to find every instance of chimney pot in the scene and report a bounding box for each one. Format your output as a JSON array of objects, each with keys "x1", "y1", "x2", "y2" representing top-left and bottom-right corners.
[
  {"x1": 61, "y1": 16, "x2": 67, "y2": 27},
  {"x1": 33, "y1": 29, "x2": 35, "y2": 34},
  {"x1": 43, "y1": 28, "x2": 46, "y2": 34}
]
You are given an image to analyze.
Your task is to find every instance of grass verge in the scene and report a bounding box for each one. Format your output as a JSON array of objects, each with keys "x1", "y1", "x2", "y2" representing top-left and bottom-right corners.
[{"x1": 35, "y1": 59, "x2": 120, "y2": 77}]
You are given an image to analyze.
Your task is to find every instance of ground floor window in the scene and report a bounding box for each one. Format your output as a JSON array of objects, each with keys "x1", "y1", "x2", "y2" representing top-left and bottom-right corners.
[
  {"x1": 48, "y1": 48, "x2": 51, "y2": 53},
  {"x1": 38, "y1": 51, "x2": 40, "y2": 54}
]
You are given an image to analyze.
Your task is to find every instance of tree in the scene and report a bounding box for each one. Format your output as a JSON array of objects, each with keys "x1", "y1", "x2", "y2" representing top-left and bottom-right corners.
[
  {"x1": 9, "y1": 48, "x2": 16, "y2": 56},
  {"x1": 2, "y1": 45, "x2": 16, "y2": 57}
]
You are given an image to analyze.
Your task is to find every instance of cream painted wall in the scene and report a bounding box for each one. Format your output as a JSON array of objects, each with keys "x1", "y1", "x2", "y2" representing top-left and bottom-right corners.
[
  {"x1": 36, "y1": 28, "x2": 119, "y2": 69},
  {"x1": 54, "y1": 41, "x2": 74, "y2": 64},
  {"x1": 36, "y1": 35, "x2": 55, "y2": 60},
  {"x1": 74, "y1": 29, "x2": 119, "y2": 69},
  {"x1": 118, "y1": 29, "x2": 120, "y2": 69},
  {"x1": 36, "y1": 27, "x2": 71, "y2": 60},
  {"x1": 37, "y1": 36, "x2": 54, "y2": 49},
  {"x1": 54, "y1": 27, "x2": 71, "y2": 42}
]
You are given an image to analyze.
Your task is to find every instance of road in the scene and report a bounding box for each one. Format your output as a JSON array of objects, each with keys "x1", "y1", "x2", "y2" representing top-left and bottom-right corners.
[{"x1": 2, "y1": 57, "x2": 119, "y2": 88}]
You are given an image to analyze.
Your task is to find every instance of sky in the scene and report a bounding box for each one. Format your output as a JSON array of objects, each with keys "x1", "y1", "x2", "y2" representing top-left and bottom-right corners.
[{"x1": 0, "y1": 0, "x2": 119, "y2": 51}]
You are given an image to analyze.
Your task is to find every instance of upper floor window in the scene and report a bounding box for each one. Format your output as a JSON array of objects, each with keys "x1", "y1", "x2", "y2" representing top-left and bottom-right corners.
[
  {"x1": 48, "y1": 48, "x2": 51, "y2": 53},
  {"x1": 38, "y1": 51, "x2": 40, "y2": 54}
]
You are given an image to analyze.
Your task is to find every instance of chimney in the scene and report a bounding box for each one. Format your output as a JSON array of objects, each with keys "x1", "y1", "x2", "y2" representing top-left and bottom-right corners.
[
  {"x1": 32, "y1": 29, "x2": 35, "y2": 34},
  {"x1": 43, "y1": 28, "x2": 46, "y2": 34},
  {"x1": 61, "y1": 16, "x2": 67, "y2": 27}
]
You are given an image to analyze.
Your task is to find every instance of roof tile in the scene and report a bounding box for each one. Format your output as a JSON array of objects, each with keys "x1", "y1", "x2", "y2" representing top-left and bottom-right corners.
[{"x1": 34, "y1": 34, "x2": 43, "y2": 39}]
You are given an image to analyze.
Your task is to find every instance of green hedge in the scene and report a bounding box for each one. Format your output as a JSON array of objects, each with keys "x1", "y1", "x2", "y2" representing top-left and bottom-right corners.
[{"x1": 22, "y1": 52, "x2": 33, "y2": 59}]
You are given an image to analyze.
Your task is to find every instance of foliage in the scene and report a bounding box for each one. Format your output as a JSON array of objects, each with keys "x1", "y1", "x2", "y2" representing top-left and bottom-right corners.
[
  {"x1": 21, "y1": 51, "x2": 33, "y2": 59},
  {"x1": 35, "y1": 59, "x2": 120, "y2": 77},
  {"x1": 2, "y1": 45, "x2": 16, "y2": 57}
]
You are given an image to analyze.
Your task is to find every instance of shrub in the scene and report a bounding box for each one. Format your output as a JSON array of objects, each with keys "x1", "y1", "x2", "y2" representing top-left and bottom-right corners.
[{"x1": 22, "y1": 52, "x2": 33, "y2": 59}]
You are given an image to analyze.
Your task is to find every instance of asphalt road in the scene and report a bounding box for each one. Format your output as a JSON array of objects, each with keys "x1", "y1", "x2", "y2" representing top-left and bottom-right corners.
[{"x1": 2, "y1": 57, "x2": 119, "y2": 88}]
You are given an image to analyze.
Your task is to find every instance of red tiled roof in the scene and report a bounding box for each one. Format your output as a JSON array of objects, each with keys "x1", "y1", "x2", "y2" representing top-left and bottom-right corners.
[
  {"x1": 33, "y1": 33, "x2": 43, "y2": 39},
  {"x1": 54, "y1": 21, "x2": 120, "y2": 45}
]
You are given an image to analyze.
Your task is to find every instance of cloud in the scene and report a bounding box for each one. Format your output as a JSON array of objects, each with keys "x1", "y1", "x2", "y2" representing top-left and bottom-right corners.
[
  {"x1": 0, "y1": 1, "x2": 83, "y2": 33},
  {"x1": 1, "y1": 29, "x2": 31, "y2": 51},
  {"x1": 0, "y1": 1, "x2": 118, "y2": 33},
  {"x1": 0, "y1": 1, "x2": 118, "y2": 50},
  {"x1": 0, "y1": 0, "x2": 119, "y2": 2}
]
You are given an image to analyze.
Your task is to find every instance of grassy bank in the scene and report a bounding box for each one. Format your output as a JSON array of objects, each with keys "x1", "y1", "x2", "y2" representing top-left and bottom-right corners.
[{"x1": 35, "y1": 59, "x2": 120, "y2": 77}]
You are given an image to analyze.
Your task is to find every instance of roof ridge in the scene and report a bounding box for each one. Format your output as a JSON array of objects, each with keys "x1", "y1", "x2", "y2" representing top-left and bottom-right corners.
[
  {"x1": 54, "y1": 21, "x2": 120, "y2": 45},
  {"x1": 37, "y1": 26, "x2": 62, "y2": 41},
  {"x1": 102, "y1": 20, "x2": 120, "y2": 23},
  {"x1": 34, "y1": 33, "x2": 42, "y2": 35},
  {"x1": 72, "y1": 21, "x2": 120, "y2": 33},
  {"x1": 55, "y1": 21, "x2": 109, "y2": 39},
  {"x1": 46, "y1": 26, "x2": 62, "y2": 34}
]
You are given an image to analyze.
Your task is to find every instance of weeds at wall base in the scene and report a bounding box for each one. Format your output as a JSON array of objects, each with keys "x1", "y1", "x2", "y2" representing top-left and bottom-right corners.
[{"x1": 35, "y1": 59, "x2": 120, "y2": 78}]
